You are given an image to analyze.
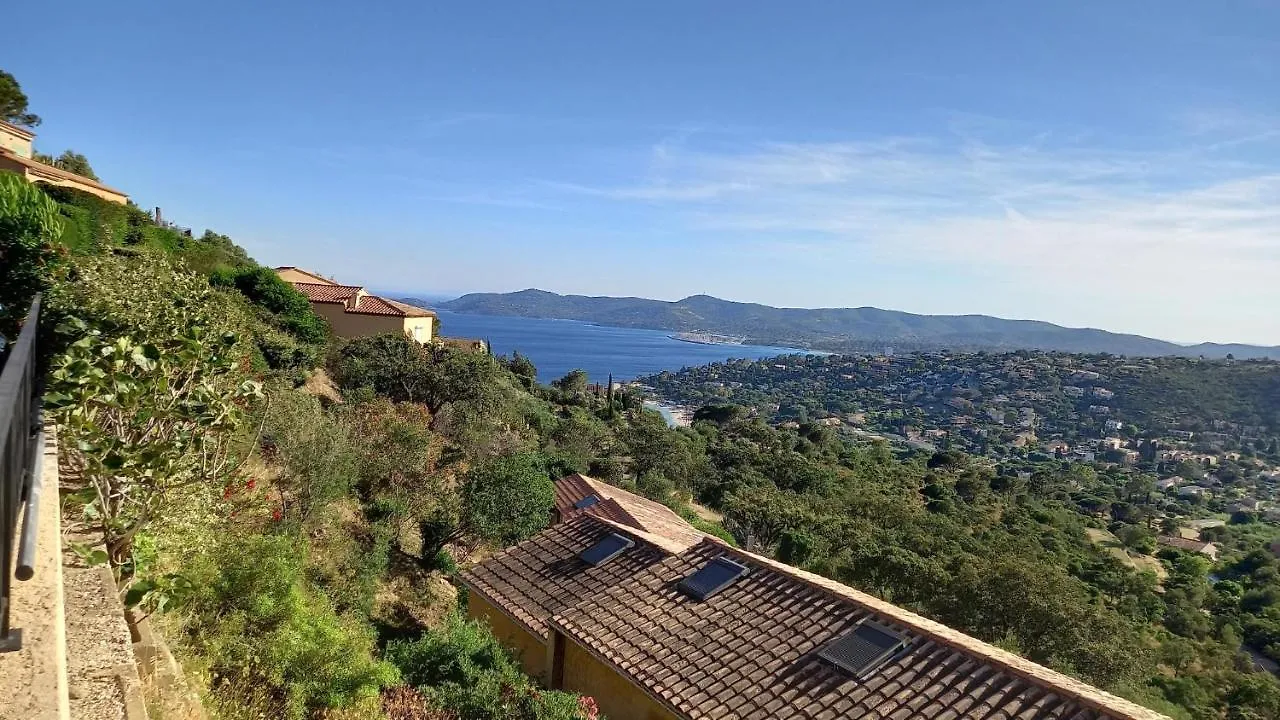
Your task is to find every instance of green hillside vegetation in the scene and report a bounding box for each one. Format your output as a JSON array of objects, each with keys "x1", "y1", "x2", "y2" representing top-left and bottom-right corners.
[
  {"x1": 643, "y1": 352, "x2": 1280, "y2": 458},
  {"x1": 5, "y1": 167, "x2": 1280, "y2": 718},
  {"x1": 438, "y1": 289, "x2": 1280, "y2": 359}
]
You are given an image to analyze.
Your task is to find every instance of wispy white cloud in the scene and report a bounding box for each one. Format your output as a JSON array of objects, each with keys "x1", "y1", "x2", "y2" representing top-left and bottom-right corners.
[{"x1": 540, "y1": 114, "x2": 1280, "y2": 343}]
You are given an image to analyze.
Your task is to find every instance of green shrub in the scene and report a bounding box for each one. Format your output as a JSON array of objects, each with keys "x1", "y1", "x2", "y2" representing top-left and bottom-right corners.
[
  {"x1": 461, "y1": 452, "x2": 555, "y2": 547},
  {"x1": 0, "y1": 170, "x2": 63, "y2": 334},
  {"x1": 255, "y1": 324, "x2": 321, "y2": 371},
  {"x1": 44, "y1": 253, "x2": 260, "y2": 567},
  {"x1": 385, "y1": 614, "x2": 586, "y2": 720},
  {"x1": 261, "y1": 390, "x2": 359, "y2": 522},
  {"x1": 218, "y1": 265, "x2": 329, "y2": 343},
  {"x1": 186, "y1": 534, "x2": 399, "y2": 719},
  {"x1": 433, "y1": 548, "x2": 459, "y2": 576}
]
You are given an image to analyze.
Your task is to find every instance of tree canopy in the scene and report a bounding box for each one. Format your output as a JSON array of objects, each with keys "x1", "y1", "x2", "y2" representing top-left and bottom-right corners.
[{"x1": 0, "y1": 69, "x2": 40, "y2": 127}]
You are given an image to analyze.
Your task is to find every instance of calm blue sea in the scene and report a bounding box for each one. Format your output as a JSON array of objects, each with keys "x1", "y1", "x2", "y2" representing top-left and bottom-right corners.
[{"x1": 432, "y1": 310, "x2": 809, "y2": 383}]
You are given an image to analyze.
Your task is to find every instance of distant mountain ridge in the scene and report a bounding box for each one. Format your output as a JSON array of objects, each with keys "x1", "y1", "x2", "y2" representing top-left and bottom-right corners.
[{"x1": 416, "y1": 289, "x2": 1279, "y2": 359}]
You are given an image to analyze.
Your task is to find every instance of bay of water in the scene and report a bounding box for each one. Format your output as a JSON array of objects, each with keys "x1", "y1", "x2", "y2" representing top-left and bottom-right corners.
[{"x1": 433, "y1": 310, "x2": 810, "y2": 383}]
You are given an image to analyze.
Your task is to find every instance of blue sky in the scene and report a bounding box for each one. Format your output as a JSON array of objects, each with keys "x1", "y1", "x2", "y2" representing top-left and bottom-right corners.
[{"x1": 8, "y1": 1, "x2": 1280, "y2": 344}]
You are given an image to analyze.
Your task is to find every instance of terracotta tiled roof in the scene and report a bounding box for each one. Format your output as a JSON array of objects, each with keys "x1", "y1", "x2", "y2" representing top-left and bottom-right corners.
[
  {"x1": 285, "y1": 276, "x2": 437, "y2": 318},
  {"x1": 554, "y1": 473, "x2": 707, "y2": 552},
  {"x1": 459, "y1": 515, "x2": 671, "y2": 639},
  {"x1": 549, "y1": 536, "x2": 1169, "y2": 720},
  {"x1": 350, "y1": 294, "x2": 405, "y2": 315},
  {"x1": 0, "y1": 147, "x2": 127, "y2": 197},
  {"x1": 292, "y1": 282, "x2": 362, "y2": 303},
  {"x1": 383, "y1": 298, "x2": 437, "y2": 318}
]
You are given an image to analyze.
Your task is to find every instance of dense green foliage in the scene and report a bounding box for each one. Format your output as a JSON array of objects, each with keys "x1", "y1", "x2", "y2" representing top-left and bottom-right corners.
[
  {"x1": 386, "y1": 615, "x2": 586, "y2": 720},
  {"x1": 440, "y1": 289, "x2": 1279, "y2": 358},
  {"x1": 461, "y1": 452, "x2": 556, "y2": 547},
  {"x1": 35, "y1": 243, "x2": 1280, "y2": 718},
  {"x1": 210, "y1": 265, "x2": 329, "y2": 343},
  {"x1": 0, "y1": 170, "x2": 63, "y2": 334},
  {"x1": 0, "y1": 69, "x2": 40, "y2": 127},
  {"x1": 45, "y1": 254, "x2": 262, "y2": 566},
  {"x1": 36, "y1": 184, "x2": 327, "y2": 370},
  {"x1": 31, "y1": 149, "x2": 98, "y2": 180},
  {"x1": 644, "y1": 352, "x2": 1280, "y2": 461},
  {"x1": 183, "y1": 534, "x2": 399, "y2": 719}
]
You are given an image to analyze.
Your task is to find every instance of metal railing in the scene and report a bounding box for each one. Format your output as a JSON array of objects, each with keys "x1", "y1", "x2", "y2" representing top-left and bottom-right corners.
[{"x1": 0, "y1": 295, "x2": 44, "y2": 652}]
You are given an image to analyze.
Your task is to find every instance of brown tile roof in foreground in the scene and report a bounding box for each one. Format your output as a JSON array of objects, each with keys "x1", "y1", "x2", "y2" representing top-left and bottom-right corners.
[
  {"x1": 0, "y1": 147, "x2": 128, "y2": 197},
  {"x1": 549, "y1": 537, "x2": 1170, "y2": 720},
  {"x1": 459, "y1": 515, "x2": 671, "y2": 639},
  {"x1": 554, "y1": 473, "x2": 707, "y2": 552}
]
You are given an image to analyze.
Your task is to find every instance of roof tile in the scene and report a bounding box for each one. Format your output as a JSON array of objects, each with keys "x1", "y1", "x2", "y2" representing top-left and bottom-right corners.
[
  {"x1": 548, "y1": 537, "x2": 1169, "y2": 720},
  {"x1": 459, "y1": 515, "x2": 670, "y2": 638}
]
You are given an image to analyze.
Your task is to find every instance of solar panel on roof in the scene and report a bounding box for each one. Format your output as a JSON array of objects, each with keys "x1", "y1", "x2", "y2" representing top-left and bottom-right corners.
[
  {"x1": 817, "y1": 620, "x2": 908, "y2": 678},
  {"x1": 573, "y1": 494, "x2": 601, "y2": 510},
  {"x1": 579, "y1": 532, "x2": 634, "y2": 567},
  {"x1": 677, "y1": 556, "x2": 750, "y2": 600}
]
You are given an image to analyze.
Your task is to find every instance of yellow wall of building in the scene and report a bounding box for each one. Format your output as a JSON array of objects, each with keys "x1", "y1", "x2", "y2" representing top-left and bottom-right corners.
[
  {"x1": 466, "y1": 593, "x2": 548, "y2": 681},
  {"x1": 277, "y1": 268, "x2": 333, "y2": 284},
  {"x1": 0, "y1": 126, "x2": 32, "y2": 158},
  {"x1": 405, "y1": 316, "x2": 435, "y2": 342},
  {"x1": 559, "y1": 638, "x2": 681, "y2": 720},
  {"x1": 308, "y1": 301, "x2": 433, "y2": 342},
  {"x1": 309, "y1": 302, "x2": 405, "y2": 339}
]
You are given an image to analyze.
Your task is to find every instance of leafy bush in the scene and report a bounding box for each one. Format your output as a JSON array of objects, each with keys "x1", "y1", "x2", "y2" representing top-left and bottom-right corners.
[
  {"x1": 254, "y1": 323, "x2": 322, "y2": 371},
  {"x1": 0, "y1": 169, "x2": 63, "y2": 334},
  {"x1": 386, "y1": 614, "x2": 587, "y2": 720},
  {"x1": 461, "y1": 452, "x2": 554, "y2": 547},
  {"x1": 185, "y1": 534, "x2": 399, "y2": 719},
  {"x1": 261, "y1": 390, "x2": 359, "y2": 522},
  {"x1": 45, "y1": 253, "x2": 261, "y2": 567},
  {"x1": 332, "y1": 334, "x2": 509, "y2": 414},
  {"x1": 433, "y1": 548, "x2": 459, "y2": 576},
  {"x1": 213, "y1": 265, "x2": 329, "y2": 343}
]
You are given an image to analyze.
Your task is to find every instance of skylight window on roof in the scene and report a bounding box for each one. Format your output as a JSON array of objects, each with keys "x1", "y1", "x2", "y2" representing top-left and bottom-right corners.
[
  {"x1": 817, "y1": 620, "x2": 908, "y2": 678},
  {"x1": 678, "y1": 556, "x2": 750, "y2": 600},
  {"x1": 579, "y1": 533, "x2": 634, "y2": 567},
  {"x1": 573, "y1": 494, "x2": 601, "y2": 510}
]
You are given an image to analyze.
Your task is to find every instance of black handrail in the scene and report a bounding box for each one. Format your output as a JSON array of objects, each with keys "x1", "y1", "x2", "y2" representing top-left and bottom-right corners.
[{"x1": 0, "y1": 295, "x2": 43, "y2": 652}]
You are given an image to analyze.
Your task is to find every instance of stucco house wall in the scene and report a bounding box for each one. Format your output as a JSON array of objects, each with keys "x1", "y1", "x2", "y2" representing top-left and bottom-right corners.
[
  {"x1": 466, "y1": 593, "x2": 548, "y2": 681},
  {"x1": 556, "y1": 634, "x2": 680, "y2": 720},
  {"x1": 0, "y1": 120, "x2": 33, "y2": 158},
  {"x1": 404, "y1": 315, "x2": 435, "y2": 343},
  {"x1": 309, "y1": 302, "x2": 407, "y2": 339}
]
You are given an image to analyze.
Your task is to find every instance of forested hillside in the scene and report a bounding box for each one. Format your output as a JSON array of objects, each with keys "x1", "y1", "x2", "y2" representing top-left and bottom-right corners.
[
  {"x1": 5, "y1": 172, "x2": 1280, "y2": 719},
  {"x1": 439, "y1": 289, "x2": 1280, "y2": 359}
]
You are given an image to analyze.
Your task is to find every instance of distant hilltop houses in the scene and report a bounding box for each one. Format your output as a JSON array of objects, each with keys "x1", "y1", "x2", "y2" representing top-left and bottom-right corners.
[{"x1": 0, "y1": 119, "x2": 128, "y2": 204}]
